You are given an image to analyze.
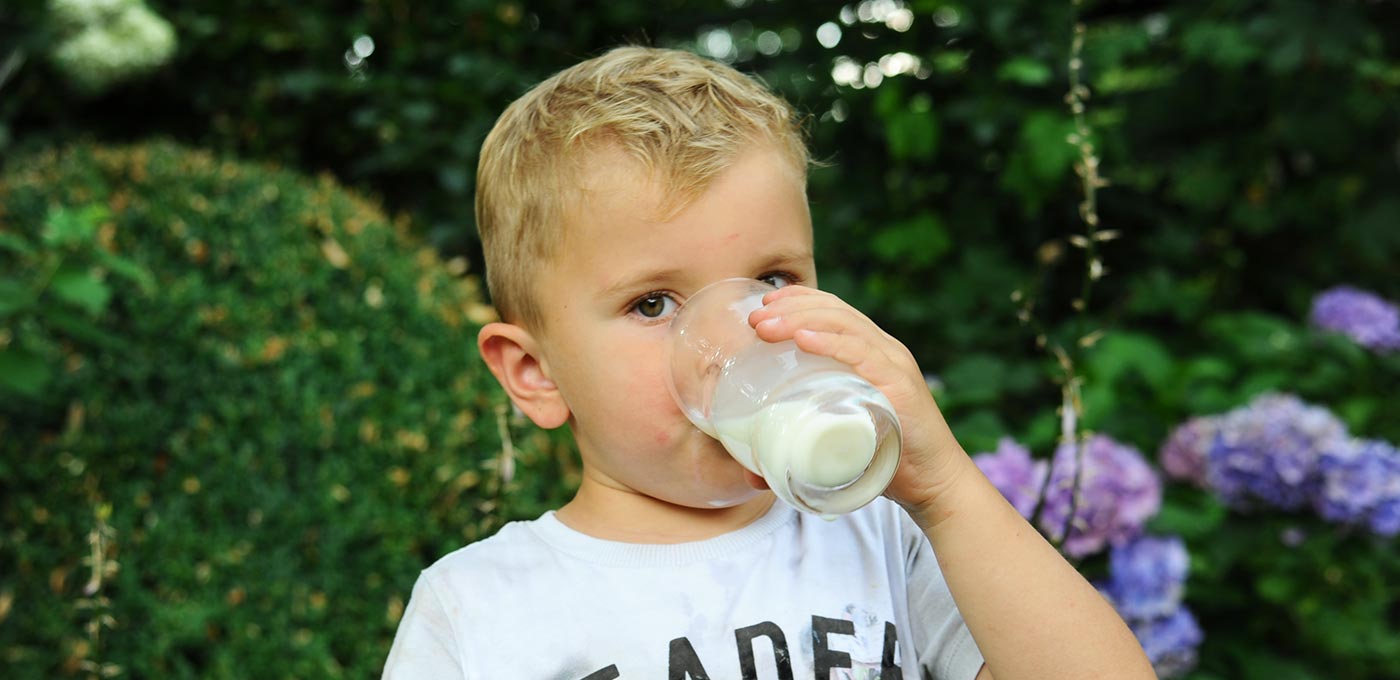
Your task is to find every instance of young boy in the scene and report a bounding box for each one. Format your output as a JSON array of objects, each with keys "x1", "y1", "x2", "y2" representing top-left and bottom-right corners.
[{"x1": 382, "y1": 46, "x2": 1155, "y2": 679}]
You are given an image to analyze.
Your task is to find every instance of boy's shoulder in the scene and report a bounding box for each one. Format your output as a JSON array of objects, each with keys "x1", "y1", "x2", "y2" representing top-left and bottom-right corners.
[{"x1": 421, "y1": 514, "x2": 551, "y2": 582}]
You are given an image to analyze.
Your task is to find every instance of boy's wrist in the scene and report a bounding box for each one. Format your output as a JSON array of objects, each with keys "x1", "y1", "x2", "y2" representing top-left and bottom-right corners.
[{"x1": 894, "y1": 448, "x2": 983, "y2": 532}]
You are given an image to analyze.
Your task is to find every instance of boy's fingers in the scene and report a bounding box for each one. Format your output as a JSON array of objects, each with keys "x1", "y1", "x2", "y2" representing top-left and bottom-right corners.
[
  {"x1": 760, "y1": 283, "x2": 820, "y2": 305},
  {"x1": 752, "y1": 289, "x2": 882, "y2": 330},
  {"x1": 752, "y1": 307, "x2": 877, "y2": 342},
  {"x1": 791, "y1": 329, "x2": 889, "y2": 381},
  {"x1": 753, "y1": 304, "x2": 910, "y2": 364}
]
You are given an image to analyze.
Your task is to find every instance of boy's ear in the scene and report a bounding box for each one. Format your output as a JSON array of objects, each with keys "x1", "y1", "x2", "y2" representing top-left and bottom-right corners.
[{"x1": 477, "y1": 322, "x2": 570, "y2": 430}]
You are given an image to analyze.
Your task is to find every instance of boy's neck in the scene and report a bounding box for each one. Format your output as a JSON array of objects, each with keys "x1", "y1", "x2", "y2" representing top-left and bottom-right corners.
[{"x1": 553, "y1": 479, "x2": 778, "y2": 544}]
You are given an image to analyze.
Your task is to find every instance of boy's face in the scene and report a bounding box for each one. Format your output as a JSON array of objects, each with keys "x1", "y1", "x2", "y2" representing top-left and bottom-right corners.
[{"x1": 534, "y1": 145, "x2": 817, "y2": 510}]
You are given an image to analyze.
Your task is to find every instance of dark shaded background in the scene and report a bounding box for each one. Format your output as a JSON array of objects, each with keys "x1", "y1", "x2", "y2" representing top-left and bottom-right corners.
[{"x1": 2, "y1": 1, "x2": 1399, "y2": 677}]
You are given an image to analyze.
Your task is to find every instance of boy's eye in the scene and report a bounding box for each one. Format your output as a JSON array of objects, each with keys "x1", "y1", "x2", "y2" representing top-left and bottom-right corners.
[
  {"x1": 757, "y1": 271, "x2": 798, "y2": 289},
  {"x1": 633, "y1": 293, "x2": 677, "y2": 319}
]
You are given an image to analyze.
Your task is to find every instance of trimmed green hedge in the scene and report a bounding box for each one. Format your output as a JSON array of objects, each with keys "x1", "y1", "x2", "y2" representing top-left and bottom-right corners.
[{"x1": 0, "y1": 141, "x2": 574, "y2": 678}]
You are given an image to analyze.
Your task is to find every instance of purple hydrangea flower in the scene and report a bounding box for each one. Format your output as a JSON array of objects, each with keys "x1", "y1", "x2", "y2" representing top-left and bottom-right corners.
[
  {"x1": 1103, "y1": 536, "x2": 1190, "y2": 620},
  {"x1": 1038, "y1": 435, "x2": 1162, "y2": 558},
  {"x1": 1314, "y1": 438, "x2": 1395, "y2": 525},
  {"x1": 1130, "y1": 608, "x2": 1204, "y2": 679},
  {"x1": 1366, "y1": 443, "x2": 1400, "y2": 537},
  {"x1": 973, "y1": 438, "x2": 1048, "y2": 519},
  {"x1": 1310, "y1": 286, "x2": 1400, "y2": 353},
  {"x1": 1205, "y1": 393, "x2": 1350, "y2": 511},
  {"x1": 1159, "y1": 416, "x2": 1219, "y2": 488}
]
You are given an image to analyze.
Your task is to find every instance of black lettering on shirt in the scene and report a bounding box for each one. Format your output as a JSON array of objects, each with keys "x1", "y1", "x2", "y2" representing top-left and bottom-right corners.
[
  {"x1": 735, "y1": 621, "x2": 793, "y2": 680},
  {"x1": 812, "y1": 615, "x2": 855, "y2": 677},
  {"x1": 580, "y1": 665, "x2": 621, "y2": 680},
  {"x1": 881, "y1": 621, "x2": 899, "y2": 678},
  {"x1": 668, "y1": 637, "x2": 711, "y2": 680}
]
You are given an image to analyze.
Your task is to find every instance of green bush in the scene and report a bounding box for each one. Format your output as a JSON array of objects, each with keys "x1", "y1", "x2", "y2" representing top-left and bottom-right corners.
[{"x1": 0, "y1": 141, "x2": 574, "y2": 678}]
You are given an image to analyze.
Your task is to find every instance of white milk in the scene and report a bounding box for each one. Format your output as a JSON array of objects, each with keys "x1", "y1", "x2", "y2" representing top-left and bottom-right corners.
[
  {"x1": 712, "y1": 400, "x2": 877, "y2": 489},
  {"x1": 702, "y1": 340, "x2": 900, "y2": 516}
]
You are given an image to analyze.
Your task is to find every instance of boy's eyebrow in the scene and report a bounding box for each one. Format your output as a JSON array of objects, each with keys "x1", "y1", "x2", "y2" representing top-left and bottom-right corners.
[
  {"x1": 598, "y1": 248, "x2": 814, "y2": 300},
  {"x1": 750, "y1": 247, "x2": 815, "y2": 274},
  {"x1": 599, "y1": 268, "x2": 684, "y2": 301}
]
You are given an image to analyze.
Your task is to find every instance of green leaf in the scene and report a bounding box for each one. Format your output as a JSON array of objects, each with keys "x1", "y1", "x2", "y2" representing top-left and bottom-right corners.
[
  {"x1": 94, "y1": 250, "x2": 156, "y2": 293},
  {"x1": 949, "y1": 409, "x2": 1008, "y2": 455},
  {"x1": 42, "y1": 306, "x2": 126, "y2": 349},
  {"x1": 932, "y1": 50, "x2": 969, "y2": 74},
  {"x1": 1085, "y1": 331, "x2": 1175, "y2": 392},
  {"x1": 50, "y1": 266, "x2": 111, "y2": 316},
  {"x1": 41, "y1": 205, "x2": 108, "y2": 248},
  {"x1": 1255, "y1": 572, "x2": 1294, "y2": 604},
  {"x1": 0, "y1": 278, "x2": 35, "y2": 318},
  {"x1": 1147, "y1": 495, "x2": 1227, "y2": 539},
  {"x1": 1337, "y1": 397, "x2": 1378, "y2": 431},
  {"x1": 997, "y1": 57, "x2": 1053, "y2": 86},
  {"x1": 1205, "y1": 312, "x2": 1301, "y2": 365},
  {"x1": 0, "y1": 346, "x2": 53, "y2": 397},
  {"x1": 941, "y1": 354, "x2": 1008, "y2": 406},
  {"x1": 0, "y1": 231, "x2": 33, "y2": 255},
  {"x1": 885, "y1": 108, "x2": 940, "y2": 161},
  {"x1": 1181, "y1": 22, "x2": 1261, "y2": 69},
  {"x1": 1020, "y1": 111, "x2": 1079, "y2": 181},
  {"x1": 1000, "y1": 110, "x2": 1079, "y2": 212},
  {"x1": 1182, "y1": 356, "x2": 1236, "y2": 383},
  {"x1": 870, "y1": 214, "x2": 950, "y2": 266}
]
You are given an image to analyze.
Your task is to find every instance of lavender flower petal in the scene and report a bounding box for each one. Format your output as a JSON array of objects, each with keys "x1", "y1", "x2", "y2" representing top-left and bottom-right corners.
[
  {"x1": 973, "y1": 437, "x2": 1048, "y2": 520},
  {"x1": 1310, "y1": 286, "x2": 1400, "y2": 353},
  {"x1": 1367, "y1": 443, "x2": 1400, "y2": 537},
  {"x1": 1315, "y1": 438, "x2": 1391, "y2": 525},
  {"x1": 1105, "y1": 536, "x2": 1190, "y2": 620},
  {"x1": 1159, "y1": 416, "x2": 1218, "y2": 487},
  {"x1": 1130, "y1": 608, "x2": 1204, "y2": 679},
  {"x1": 1205, "y1": 393, "x2": 1349, "y2": 511},
  {"x1": 1038, "y1": 435, "x2": 1163, "y2": 558}
]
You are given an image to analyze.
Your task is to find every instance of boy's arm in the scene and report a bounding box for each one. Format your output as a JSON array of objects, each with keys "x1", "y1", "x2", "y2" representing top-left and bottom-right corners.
[
  {"x1": 749, "y1": 286, "x2": 1156, "y2": 680},
  {"x1": 909, "y1": 451, "x2": 1154, "y2": 680},
  {"x1": 381, "y1": 574, "x2": 468, "y2": 680}
]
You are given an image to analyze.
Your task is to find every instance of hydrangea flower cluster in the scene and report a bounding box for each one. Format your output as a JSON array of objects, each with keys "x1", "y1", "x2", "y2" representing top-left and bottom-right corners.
[
  {"x1": 972, "y1": 438, "x2": 1047, "y2": 519},
  {"x1": 1209, "y1": 394, "x2": 1350, "y2": 510},
  {"x1": 1316, "y1": 439, "x2": 1400, "y2": 536},
  {"x1": 974, "y1": 435, "x2": 1162, "y2": 558},
  {"x1": 1309, "y1": 286, "x2": 1400, "y2": 353},
  {"x1": 1158, "y1": 415, "x2": 1214, "y2": 488},
  {"x1": 973, "y1": 439, "x2": 1198, "y2": 676},
  {"x1": 1037, "y1": 435, "x2": 1163, "y2": 559},
  {"x1": 1161, "y1": 393, "x2": 1400, "y2": 535},
  {"x1": 1098, "y1": 536, "x2": 1203, "y2": 678},
  {"x1": 49, "y1": 0, "x2": 177, "y2": 94}
]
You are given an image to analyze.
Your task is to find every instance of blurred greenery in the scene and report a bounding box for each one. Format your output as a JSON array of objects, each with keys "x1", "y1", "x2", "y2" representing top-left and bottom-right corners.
[
  {"x1": 0, "y1": 142, "x2": 575, "y2": 677},
  {"x1": 2, "y1": 0, "x2": 1399, "y2": 678}
]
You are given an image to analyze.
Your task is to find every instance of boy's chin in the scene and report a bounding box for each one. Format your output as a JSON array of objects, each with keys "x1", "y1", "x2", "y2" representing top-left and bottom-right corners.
[
  {"x1": 679, "y1": 475, "x2": 773, "y2": 510},
  {"x1": 692, "y1": 487, "x2": 765, "y2": 509}
]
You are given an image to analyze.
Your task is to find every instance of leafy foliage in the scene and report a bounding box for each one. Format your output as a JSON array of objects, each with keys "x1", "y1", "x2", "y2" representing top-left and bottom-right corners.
[{"x1": 0, "y1": 142, "x2": 573, "y2": 678}]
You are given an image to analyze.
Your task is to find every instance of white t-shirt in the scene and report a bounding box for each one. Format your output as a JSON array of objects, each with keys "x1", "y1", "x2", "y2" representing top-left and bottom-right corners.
[{"x1": 382, "y1": 497, "x2": 984, "y2": 679}]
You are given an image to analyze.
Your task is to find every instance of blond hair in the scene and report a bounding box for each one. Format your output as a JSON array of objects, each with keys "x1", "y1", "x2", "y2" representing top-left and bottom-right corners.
[{"x1": 475, "y1": 45, "x2": 810, "y2": 330}]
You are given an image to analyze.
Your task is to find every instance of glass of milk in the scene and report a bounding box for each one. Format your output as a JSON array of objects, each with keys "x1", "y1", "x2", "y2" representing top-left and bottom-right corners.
[{"x1": 666, "y1": 278, "x2": 902, "y2": 517}]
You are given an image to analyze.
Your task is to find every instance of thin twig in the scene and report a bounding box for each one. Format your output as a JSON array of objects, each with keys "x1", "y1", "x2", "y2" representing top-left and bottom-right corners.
[
  {"x1": 0, "y1": 48, "x2": 24, "y2": 93},
  {"x1": 1017, "y1": 5, "x2": 1112, "y2": 552}
]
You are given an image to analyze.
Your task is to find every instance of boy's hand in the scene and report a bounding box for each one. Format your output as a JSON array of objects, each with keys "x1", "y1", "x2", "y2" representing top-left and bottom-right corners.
[{"x1": 747, "y1": 285, "x2": 972, "y2": 515}]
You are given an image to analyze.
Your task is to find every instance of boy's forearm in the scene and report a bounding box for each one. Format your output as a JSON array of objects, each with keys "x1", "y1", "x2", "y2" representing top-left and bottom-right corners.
[{"x1": 907, "y1": 453, "x2": 1157, "y2": 680}]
